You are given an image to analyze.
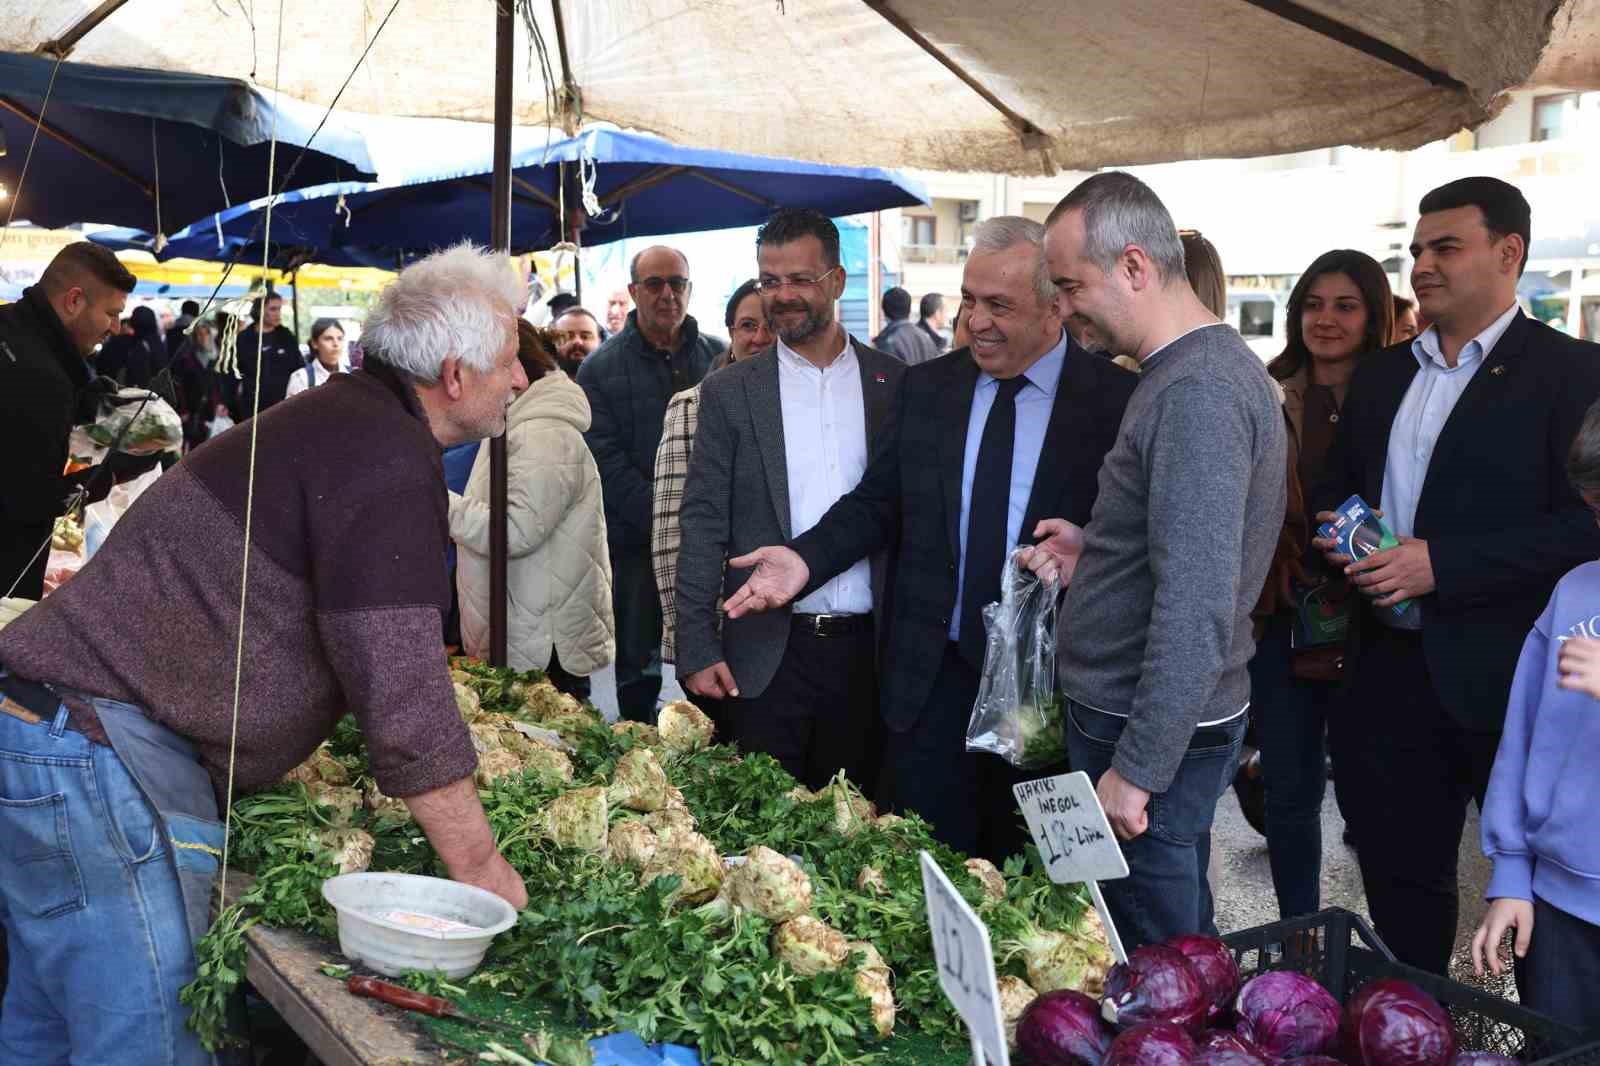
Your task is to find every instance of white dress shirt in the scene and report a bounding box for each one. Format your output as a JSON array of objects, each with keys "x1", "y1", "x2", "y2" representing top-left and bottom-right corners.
[
  {"x1": 777, "y1": 332, "x2": 873, "y2": 615},
  {"x1": 1380, "y1": 301, "x2": 1520, "y2": 628},
  {"x1": 285, "y1": 356, "x2": 351, "y2": 397}
]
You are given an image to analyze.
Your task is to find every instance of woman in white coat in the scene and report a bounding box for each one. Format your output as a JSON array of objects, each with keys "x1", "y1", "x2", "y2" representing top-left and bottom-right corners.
[{"x1": 450, "y1": 321, "x2": 615, "y2": 698}]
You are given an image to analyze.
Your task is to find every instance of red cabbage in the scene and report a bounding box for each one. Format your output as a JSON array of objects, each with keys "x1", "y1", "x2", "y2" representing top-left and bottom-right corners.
[
  {"x1": 1016, "y1": 989, "x2": 1116, "y2": 1066},
  {"x1": 1193, "y1": 1030, "x2": 1270, "y2": 1066},
  {"x1": 1283, "y1": 1058, "x2": 1348, "y2": 1066},
  {"x1": 1103, "y1": 1021, "x2": 1198, "y2": 1066},
  {"x1": 1448, "y1": 1055, "x2": 1520, "y2": 1066},
  {"x1": 1235, "y1": 971, "x2": 1342, "y2": 1059},
  {"x1": 1343, "y1": 979, "x2": 1456, "y2": 1066},
  {"x1": 1167, "y1": 934, "x2": 1243, "y2": 1018},
  {"x1": 1099, "y1": 945, "x2": 1209, "y2": 1032}
]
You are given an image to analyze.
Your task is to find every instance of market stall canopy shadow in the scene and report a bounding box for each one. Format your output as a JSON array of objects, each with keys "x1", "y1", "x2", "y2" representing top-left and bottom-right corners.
[
  {"x1": 0, "y1": 52, "x2": 376, "y2": 231},
  {"x1": 125, "y1": 128, "x2": 928, "y2": 264},
  {"x1": 3, "y1": 1, "x2": 1598, "y2": 174}
]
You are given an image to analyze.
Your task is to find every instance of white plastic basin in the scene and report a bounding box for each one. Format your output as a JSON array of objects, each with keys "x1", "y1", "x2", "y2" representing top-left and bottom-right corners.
[{"x1": 321, "y1": 872, "x2": 517, "y2": 979}]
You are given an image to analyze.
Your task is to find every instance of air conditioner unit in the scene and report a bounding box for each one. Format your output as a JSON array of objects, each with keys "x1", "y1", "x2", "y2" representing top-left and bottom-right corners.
[{"x1": 958, "y1": 202, "x2": 979, "y2": 223}]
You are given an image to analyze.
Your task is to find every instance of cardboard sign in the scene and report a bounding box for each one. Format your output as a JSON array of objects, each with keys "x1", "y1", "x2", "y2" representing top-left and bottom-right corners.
[
  {"x1": 1013, "y1": 771, "x2": 1130, "y2": 963},
  {"x1": 920, "y1": 851, "x2": 1010, "y2": 1066},
  {"x1": 1013, "y1": 771, "x2": 1130, "y2": 884}
]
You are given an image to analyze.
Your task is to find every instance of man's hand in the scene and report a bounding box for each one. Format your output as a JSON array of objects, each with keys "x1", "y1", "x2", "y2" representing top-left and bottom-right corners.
[
  {"x1": 1096, "y1": 766, "x2": 1151, "y2": 841},
  {"x1": 684, "y1": 661, "x2": 739, "y2": 700},
  {"x1": 1346, "y1": 536, "x2": 1433, "y2": 607},
  {"x1": 451, "y1": 850, "x2": 529, "y2": 910},
  {"x1": 1014, "y1": 518, "x2": 1085, "y2": 586},
  {"x1": 405, "y1": 775, "x2": 528, "y2": 909},
  {"x1": 723, "y1": 546, "x2": 809, "y2": 619},
  {"x1": 1470, "y1": 897, "x2": 1534, "y2": 977},
  {"x1": 1311, "y1": 510, "x2": 1352, "y2": 569},
  {"x1": 1557, "y1": 636, "x2": 1600, "y2": 699}
]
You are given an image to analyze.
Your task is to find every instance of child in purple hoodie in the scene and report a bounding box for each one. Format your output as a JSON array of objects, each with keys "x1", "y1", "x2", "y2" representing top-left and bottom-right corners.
[{"x1": 1473, "y1": 400, "x2": 1600, "y2": 1028}]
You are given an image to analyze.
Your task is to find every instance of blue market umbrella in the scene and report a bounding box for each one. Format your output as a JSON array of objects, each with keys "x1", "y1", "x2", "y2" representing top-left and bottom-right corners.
[
  {"x1": 153, "y1": 127, "x2": 927, "y2": 263},
  {"x1": 0, "y1": 52, "x2": 376, "y2": 231}
]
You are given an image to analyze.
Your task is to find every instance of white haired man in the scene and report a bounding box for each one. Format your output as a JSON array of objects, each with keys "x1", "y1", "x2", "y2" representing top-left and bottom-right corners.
[
  {"x1": 718, "y1": 216, "x2": 1137, "y2": 863},
  {"x1": 0, "y1": 243, "x2": 530, "y2": 1064}
]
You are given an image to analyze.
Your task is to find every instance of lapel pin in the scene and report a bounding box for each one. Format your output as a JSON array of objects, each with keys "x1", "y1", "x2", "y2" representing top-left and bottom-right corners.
[
  {"x1": 1490, "y1": 365, "x2": 1506, "y2": 376},
  {"x1": 874, "y1": 372, "x2": 886, "y2": 383}
]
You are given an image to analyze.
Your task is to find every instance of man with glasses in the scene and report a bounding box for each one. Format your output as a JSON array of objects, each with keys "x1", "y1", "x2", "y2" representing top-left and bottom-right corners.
[
  {"x1": 551, "y1": 306, "x2": 603, "y2": 379},
  {"x1": 712, "y1": 216, "x2": 1137, "y2": 863},
  {"x1": 676, "y1": 209, "x2": 904, "y2": 793},
  {"x1": 578, "y1": 247, "x2": 724, "y2": 722}
]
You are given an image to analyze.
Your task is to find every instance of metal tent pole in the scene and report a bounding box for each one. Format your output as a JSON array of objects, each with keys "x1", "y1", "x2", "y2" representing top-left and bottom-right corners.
[{"x1": 487, "y1": 0, "x2": 514, "y2": 667}]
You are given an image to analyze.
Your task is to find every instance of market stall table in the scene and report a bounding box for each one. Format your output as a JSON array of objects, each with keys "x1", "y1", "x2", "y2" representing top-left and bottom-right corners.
[{"x1": 221, "y1": 875, "x2": 441, "y2": 1066}]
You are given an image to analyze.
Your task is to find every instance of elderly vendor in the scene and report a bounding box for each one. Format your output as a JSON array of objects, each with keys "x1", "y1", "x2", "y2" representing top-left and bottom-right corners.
[{"x1": 0, "y1": 243, "x2": 530, "y2": 1064}]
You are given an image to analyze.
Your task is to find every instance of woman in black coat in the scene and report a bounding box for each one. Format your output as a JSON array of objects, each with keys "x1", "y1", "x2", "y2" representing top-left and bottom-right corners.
[{"x1": 95, "y1": 305, "x2": 164, "y2": 388}]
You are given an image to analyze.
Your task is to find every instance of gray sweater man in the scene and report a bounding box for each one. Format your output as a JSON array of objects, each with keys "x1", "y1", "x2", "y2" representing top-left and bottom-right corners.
[{"x1": 1043, "y1": 172, "x2": 1285, "y2": 949}]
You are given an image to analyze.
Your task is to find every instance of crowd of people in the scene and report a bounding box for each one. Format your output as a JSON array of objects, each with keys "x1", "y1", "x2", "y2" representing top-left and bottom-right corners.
[{"x1": 2, "y1": 165, "x2": 1600, "y2": 1060}]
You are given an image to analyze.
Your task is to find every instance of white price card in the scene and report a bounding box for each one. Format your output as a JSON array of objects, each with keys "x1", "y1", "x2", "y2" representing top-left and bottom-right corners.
[
  {"x1": 1013, "y1": 771, "x2": 1130, "y2": 963},
  {"x1": 920, "y1": 851, "x2": 1010, "y2": 1066},
  {"x1": 1013, "y1": 771, "x2": 1129, "y2": 884}
]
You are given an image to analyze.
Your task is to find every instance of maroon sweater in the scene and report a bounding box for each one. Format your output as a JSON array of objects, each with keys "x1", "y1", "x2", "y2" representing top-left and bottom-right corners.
[{"x1": 0, "y1": 361, "x2": 477, "y2": 799}]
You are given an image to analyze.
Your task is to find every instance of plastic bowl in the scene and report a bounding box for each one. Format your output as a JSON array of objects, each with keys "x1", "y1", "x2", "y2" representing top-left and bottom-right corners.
[{"x1": 321, "y1": 872, "x2": 517, "y2": 978}]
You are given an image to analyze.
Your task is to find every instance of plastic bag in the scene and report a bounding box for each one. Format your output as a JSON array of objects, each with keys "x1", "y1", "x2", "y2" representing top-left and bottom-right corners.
[
  {"x1": 83, "y1": 388, "x2": 183, "y2": 456},
  {"x1": 966, "y1": 547, "x2": 1065, "y2": 768}
]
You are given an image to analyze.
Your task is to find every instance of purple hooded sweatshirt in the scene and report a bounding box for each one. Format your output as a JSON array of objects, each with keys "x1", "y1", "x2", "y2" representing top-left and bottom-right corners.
[{"x1": 1482, "y1": 559, "x2": 1600, "y2": 924}]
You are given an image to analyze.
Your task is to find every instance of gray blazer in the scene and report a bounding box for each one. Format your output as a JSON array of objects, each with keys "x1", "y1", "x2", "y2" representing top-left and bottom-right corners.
[{"x1": 674, "y1": 339, "x2": 904, "y2": 698}]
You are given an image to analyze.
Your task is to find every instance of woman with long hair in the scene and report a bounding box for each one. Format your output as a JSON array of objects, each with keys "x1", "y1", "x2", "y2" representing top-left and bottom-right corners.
[
  {"x1": 1253, "y1": 248, "x2": 1394, "y2": 919},
  {"x1": 450, "y1": 321, "x2": 615, "y2": 699},
  {"x1": 285, "y1": 318, "x2": 349, "y2": 397}
]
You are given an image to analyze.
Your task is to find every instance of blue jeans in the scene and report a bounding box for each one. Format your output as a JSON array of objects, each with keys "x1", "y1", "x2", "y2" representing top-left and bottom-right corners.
[
  {"x1": 1249, "y1": 615, "x2": 1335, "y2": 918},
  {"x1": 0, "y1": 705, "x2": 219, "y2": 1065},
  {"x1": 1065, "y1": 700, "x2": 1246, "y2": 951}
]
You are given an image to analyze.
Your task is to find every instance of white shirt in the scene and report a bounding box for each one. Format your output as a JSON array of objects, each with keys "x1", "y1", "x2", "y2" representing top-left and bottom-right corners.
[
  {"x1": 777, "y1": 332, "x2": 873, "y2": 615},
  {"x1": 1380, "y1": 300, "x2": 1520, "y2": 628},
  {"x1": 285, "y1": 357, "x2": 351, "y2": 397}
]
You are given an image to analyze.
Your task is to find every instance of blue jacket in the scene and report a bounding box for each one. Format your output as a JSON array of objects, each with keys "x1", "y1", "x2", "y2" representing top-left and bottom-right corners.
[
  {"x1": 1483, "y1": 559, "x2": 1600, "y2": 926},
  {"x1": 577, "y1": 311, "x2": 722, "y2": 553}
]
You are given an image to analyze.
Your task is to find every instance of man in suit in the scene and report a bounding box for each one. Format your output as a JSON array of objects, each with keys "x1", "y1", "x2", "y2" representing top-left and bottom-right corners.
[
  {"x1": 1313, "y1": 176, "x2": 1600, "y2": 974},
  {"x1": 676, "y1": 209, "x2": 904, "y2": 792},
  {"x1": 579, "y1": 246, "x2": 724, "y2": 721},
  {"x1": 721, "y1": 216, "x2": 1138, "y2": 862}
]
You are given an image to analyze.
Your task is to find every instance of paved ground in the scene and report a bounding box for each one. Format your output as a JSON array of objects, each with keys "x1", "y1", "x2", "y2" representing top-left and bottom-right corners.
[
  {"x1": 590, "y1": 665, "x2": 1511, "y2": 995},
  {"x1": 1210, "y1": 769, "x2": 1513, "y2": 996}
]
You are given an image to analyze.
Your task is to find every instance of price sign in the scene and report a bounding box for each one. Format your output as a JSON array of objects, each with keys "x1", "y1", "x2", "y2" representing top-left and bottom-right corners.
[
  {"x1": 920, "y1": 851, "x2": 1010, "y2": 1066},
  {"x1": 1013, "y1": 771, "x2": 1130, "y2": 962}
]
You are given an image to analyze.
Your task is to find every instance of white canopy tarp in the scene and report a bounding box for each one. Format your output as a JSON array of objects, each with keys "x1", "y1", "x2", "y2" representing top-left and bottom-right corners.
[{"x1": 4, "y1": 0, "x2": 1598, "y2": 175}]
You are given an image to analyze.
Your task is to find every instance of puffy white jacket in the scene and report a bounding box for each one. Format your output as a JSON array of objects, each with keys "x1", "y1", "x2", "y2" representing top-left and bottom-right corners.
[{"x1": 451, "y1": 372, "x2": 615, "y2": 674}]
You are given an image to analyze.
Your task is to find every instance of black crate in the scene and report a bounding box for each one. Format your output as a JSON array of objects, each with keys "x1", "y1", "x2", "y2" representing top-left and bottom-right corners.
[{"x1": 1220, "y1": 907, "x2": 1599, "y2": 1064}]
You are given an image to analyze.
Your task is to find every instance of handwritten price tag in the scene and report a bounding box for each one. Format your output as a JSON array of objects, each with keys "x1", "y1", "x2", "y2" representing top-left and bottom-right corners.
[
  {"x1": 1014, "y1": 771, "x2": 1129, "y2": 884},
  {"x1": 1013, "y1": 771, "x2": 1130, "y2": 963},
  {"x1": 920, "y1": 851, "x2": 1010, "y2": 1066}
]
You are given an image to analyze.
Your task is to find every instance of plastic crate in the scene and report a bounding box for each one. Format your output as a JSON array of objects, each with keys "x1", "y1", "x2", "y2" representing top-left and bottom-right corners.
[{"x1": 1221, "y1": 907, "x2": 1600, "y2": 1064}]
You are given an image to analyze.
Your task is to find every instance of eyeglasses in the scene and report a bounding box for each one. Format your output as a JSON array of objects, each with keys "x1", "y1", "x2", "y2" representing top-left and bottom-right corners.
[
  {"x1": 636, "y1": 276, "x2": 689, "y2": 295},
  {"x1": 756, "y1": 266, "x2": 841, "y2": 294},
  {"x1": 732, "y1": 319, "x2": 766, "y2": 335}
]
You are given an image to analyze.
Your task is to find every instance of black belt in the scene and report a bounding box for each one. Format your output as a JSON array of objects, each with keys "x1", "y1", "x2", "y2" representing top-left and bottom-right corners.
[
  {"x1": 0, "y1": 671, "x2": 64, "y2": 725},
  {"x1": 791, "y1": 612, "x2": 871, "y2": 637}
]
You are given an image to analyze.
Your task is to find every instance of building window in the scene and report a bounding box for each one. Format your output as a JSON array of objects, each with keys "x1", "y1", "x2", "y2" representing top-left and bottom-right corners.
[
  {"x1": 1533, "y1": 94, "x2": 1578, "y2": 142},
  {"x1": 1238, "y1": 298, "x2": 1275, "y2": 338},
  {"x1": 903, "y1": 215, "x2": 936, "y2": 247}
]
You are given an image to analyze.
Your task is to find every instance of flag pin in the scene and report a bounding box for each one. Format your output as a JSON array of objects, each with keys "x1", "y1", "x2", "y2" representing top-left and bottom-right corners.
[
  {"x1": 874, "y1": 372, "x2": 887, "y2": 383},
  {"x1": 1491, "y1": 365, "x2": 1506, "y2": 375}
]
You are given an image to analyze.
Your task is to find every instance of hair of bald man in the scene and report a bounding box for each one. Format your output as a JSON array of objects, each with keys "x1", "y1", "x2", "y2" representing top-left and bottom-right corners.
[
  {"x1": 39, "y1": 241, "x2": 137, "y2": 299},
  {"x1": 629, "y1": 245, "x2": 689, "y2": 283}
]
